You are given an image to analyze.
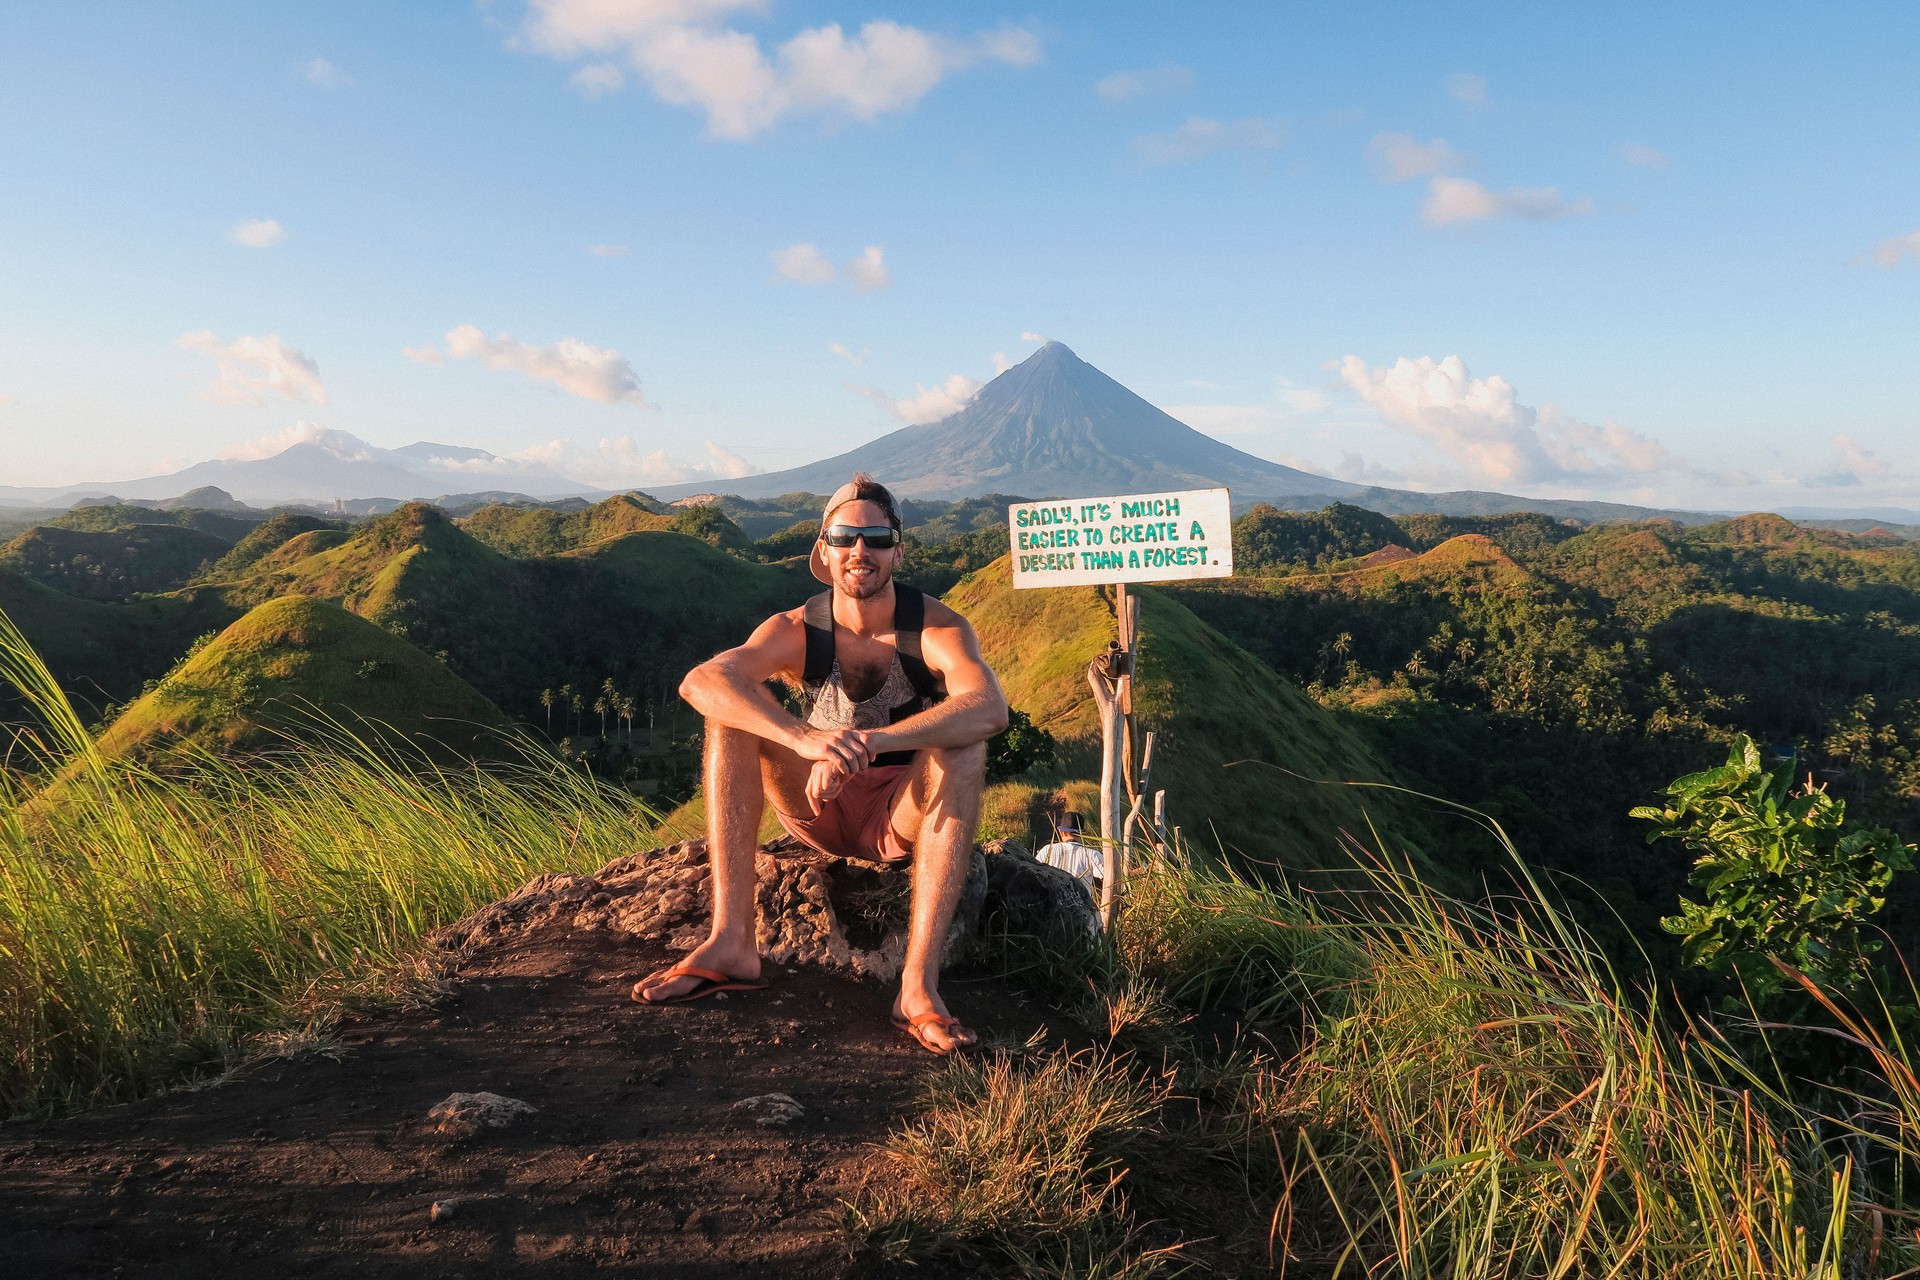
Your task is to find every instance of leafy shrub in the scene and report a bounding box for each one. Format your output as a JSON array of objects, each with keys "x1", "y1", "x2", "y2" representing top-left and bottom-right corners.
[
  {"x1": 1633, "y1": 733, "x2": 1913, "y2": 996},
  {"x1": 986, "y1": 705, "x2": 1056, "y2": 780}
]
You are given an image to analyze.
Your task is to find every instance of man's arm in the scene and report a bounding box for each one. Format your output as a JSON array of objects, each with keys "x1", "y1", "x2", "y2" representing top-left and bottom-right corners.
[
  {"x1": 862, "y1": 601, "x2": 1010, "y2": 757},
  {"x1": 677, "y1": 612, "x2": 866, "y2": 774}
]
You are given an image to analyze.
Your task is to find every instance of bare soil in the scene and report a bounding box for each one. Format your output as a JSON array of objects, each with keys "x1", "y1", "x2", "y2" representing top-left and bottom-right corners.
[{"x1": 0, "y1": 927, "x2": 1061, "y2": 1278}]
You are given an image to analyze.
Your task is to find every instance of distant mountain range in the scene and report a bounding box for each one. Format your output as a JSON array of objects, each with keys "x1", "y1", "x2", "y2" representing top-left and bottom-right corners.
[
  {"x1": 0, "y1": 428, "x2": 589, "y2": 508},
  {"x1": 7, "y1": 344, "x2": 1919, "y2": 528}
]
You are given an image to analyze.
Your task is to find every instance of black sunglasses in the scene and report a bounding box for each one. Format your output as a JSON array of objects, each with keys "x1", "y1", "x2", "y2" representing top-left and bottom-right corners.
[{"x1": 821, "y1": 524, "x2": 901, "y2": 549}]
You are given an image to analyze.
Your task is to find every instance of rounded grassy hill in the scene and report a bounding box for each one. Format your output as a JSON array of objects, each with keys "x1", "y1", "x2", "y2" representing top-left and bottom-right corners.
[{"x1": 96, "y1": 595, "x2": 514, "y2": 762}]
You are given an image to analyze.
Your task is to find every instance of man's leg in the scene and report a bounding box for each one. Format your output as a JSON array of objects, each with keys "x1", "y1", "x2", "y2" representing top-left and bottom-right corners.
[
  {"x1": 886, "y1": 741, "x2": 988, "y2": 1050},
  {"x1": 632, "y1": 721, "x2": 810, "y2": 1002}
]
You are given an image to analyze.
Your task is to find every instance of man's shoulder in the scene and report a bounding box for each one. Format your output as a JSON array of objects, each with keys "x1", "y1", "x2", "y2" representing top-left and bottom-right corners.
[{"x1": 916, "y1": 591, "x2": 973, "y2": 632}]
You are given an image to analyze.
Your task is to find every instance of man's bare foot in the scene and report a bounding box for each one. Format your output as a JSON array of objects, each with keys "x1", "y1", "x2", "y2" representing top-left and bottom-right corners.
[
  {"x1": 632, "y1": 936, "x2": 762, "y2": 1004},
  {"x1": 890, "y1": 991, "x2": 978, "y2": 1054}
]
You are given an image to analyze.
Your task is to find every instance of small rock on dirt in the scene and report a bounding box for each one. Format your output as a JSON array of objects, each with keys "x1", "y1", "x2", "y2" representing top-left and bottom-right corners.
[
  {"x1": 730, "y1": 1093, "x2": 806, "y2": 1127},
  {"x1": 426, "y1": 1091, "x2": 537, "y2": 1138}
]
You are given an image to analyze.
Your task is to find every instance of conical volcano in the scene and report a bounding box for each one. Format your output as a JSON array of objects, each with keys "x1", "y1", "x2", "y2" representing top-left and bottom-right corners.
[{"x1": 651, "y1": 342, "x2": 1363, "y2": 502}]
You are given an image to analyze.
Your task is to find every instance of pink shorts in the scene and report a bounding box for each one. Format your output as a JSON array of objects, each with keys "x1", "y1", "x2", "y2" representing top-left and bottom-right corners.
[{"x1": 774, "y1": 764, "x2": 915, "y2": 864}]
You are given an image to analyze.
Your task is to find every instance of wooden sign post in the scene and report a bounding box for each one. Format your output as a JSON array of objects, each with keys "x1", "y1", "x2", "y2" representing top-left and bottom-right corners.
[{"x1": 1009, "y1": 487, "x2": 1233, "y2": 929}]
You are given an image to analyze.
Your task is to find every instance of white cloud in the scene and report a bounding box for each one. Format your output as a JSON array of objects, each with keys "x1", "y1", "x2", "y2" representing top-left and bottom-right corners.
[
  {"x1": 1446, "y1": 72, "x2": 1487, "y2": 104},
  {"x1": 229, "y1": 218, "x2": 286, "y2": 248},
  {"x1": 518, "y1": 435, "x2": 758, "y2": 486},
  {"x1": 517, "y1": 1, "x2": 1040, "y2": 139},
  {"x1": 1422, "y1": 176, "x2": 1593, "y2": 225},
  {"x1": 1864, "y1": 228, "x2": 1920, "y2": 268},
  {"x1": 992, "y1": 351, "x2": 1014, "y2": 374},
  {"x1": 1021, "y1": 331, "x2": 1048, "y2": 343},
  {"x1": 571, "y1": 62, "x2": 626, "y2": 94},
  {"x1": 1814, "y1": 435, "x2": 1894, "y2": 487},
  {"x1": 0, "y1": 393, "x2": 18, "y2": 407},
  {"x1": 829, "y1": 341, "x2": 869, "y2": 365},
  {"x1": 304, "y1": 57, "x2": 352, "y2": 88},
  {"x1": 892, "y1": 373, "x2": 981, "y2": 422},
  {"x1": 1337, "y1": 354, "x2": 1680, "y2": 488},
  {"x1": 434, "y1": 325, "x2": 647, "y2": 404},
  {"x1": 1127, "y1": 116, "x2": 1282, "y2": 165},
  {"x1": 1618, "y1": 143, "x2": 1669, "y2": 169},
  {"x1": 1368, "y1": 133, "x2": 1465, "y2": 183},
  {"x1": 402, "y1": 345, "x2": 444, "y2": 365},
  {"x1": 851, "y1": 372, "x2": 981, "y2": 423},
  {"x1": 844, "y1": 245, "x2": 889, "y2": 291},
  {"x1": 587, "y1": 243, "x2": 633, "y2": 256},
  {"x1": 770, "y1": 242, "x2": 888, "y2": 289},
  {"x1": 219, "y1": 421, "x2": 368, "y2": 462},
  {"x1": 178, "y1": 331, "x2": 328, "y2": 405},
  {"x1": 1094, "y1": 65, "x2": 1193, "y2": 104},
  {"x1": 771, "y1": 242, "x2": 836, "y2": 284}
]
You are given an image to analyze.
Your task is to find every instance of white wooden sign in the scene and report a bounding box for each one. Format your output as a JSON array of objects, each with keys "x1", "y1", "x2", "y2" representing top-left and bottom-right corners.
[{"x1": 1008, "y1": 487, "x2": 1233, "y2": 589}]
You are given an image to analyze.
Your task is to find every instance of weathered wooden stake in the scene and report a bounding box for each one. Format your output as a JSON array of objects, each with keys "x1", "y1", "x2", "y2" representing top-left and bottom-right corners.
[{"x1": 1088, "y1": 582, "x2": 1142, "y2": 930}]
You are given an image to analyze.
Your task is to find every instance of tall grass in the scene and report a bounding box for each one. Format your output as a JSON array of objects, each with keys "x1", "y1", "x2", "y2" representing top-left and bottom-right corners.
[
  {"x1": 866, "y1": 832, "x2": 1916, "y2": 1277},
  {"x1": 0, "y1": 609, "x2": 654, "y2": 1116}
]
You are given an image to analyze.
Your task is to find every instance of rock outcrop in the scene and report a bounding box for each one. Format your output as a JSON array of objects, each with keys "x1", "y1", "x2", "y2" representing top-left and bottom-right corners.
[{"x1": 435, "y1": 836, "x2": 1097, "y2": 983}]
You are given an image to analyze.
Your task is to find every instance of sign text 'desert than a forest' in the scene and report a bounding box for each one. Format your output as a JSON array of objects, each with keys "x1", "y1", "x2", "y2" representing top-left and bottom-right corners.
[{"x1": 1008, "y1": 487, "x2": 1233, "y2": 589}]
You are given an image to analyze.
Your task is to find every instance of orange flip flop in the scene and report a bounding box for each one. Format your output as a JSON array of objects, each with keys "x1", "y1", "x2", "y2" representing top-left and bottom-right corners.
[
  {"x1": 891, "y1": 1009, "x2": 979, "y2": 1055},
  {"x1": 632, "y1": 963, "x2": 768, "y2": 1005}
]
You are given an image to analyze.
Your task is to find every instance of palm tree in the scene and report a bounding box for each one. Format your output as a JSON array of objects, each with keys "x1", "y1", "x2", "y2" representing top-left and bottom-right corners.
[
  {"x1": 570, "y1": 690, "x2": 584, "y2": 736},
  {"x1": 539, "y1": 687, "x2": 555, "y2": 731},
  {"x1": 593, "y1": 695, "x2": 608, "y2": 738}
]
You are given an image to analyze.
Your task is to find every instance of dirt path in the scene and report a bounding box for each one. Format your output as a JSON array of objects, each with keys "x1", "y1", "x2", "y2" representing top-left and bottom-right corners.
[{"x1": 0, "y1": 928, "x2": 1058, "y2": 1277}]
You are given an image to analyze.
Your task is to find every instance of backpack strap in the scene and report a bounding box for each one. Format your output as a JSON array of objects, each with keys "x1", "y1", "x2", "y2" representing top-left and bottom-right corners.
[
  {"x1": 891, "y1": 584, "x2": 945, "y2": 707},
  {"x1": 801, "y1": 591, "x2": 835, "y2": 690}
]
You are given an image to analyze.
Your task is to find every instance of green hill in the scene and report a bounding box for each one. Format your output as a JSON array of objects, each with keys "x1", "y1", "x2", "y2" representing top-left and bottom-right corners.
[
  {"x1": 947, "y1": 556, "x2": 1438, "y2": 874},
  {"x1": 460, "y1": 494, "x2": 675, "y2": 557},
  {"x1": 49, "y1": 503, "x2": 261, "y2": 541},
  {"x1": 0, "y1": 525, "x2": 235, "y2": 600},
  {"x1": 197, "y1": 514, "x2": 345, "y2": 582},
  {"x1": 0, "y1": 571, "x2": 238, "y2": 721},
  {"x1": 96, "y1": 596, "x2": 513, "y2": 762}
]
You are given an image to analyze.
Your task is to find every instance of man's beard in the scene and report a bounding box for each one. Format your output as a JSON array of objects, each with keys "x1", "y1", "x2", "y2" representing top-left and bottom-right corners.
[{"x1": 833, "y1": 559, "x2": 892, "y2": 601}]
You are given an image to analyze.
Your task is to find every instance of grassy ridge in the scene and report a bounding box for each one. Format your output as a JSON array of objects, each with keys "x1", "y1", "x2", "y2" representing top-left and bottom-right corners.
[
  {"x1": 0, "y1": 607, "x2": 654, "y2": 1117},
  {"x1": 950, "y1": 556, "x2": 1438, "y2": 873}
]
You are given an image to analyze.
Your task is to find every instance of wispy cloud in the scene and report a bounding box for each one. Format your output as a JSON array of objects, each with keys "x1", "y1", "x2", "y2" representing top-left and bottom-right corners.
[
  {"x1": 1127, "y1": 116, "x2": 1282, "y2": 166},
  {"x1": 229, "y1": 218, "x2": 286, "y2": 248},
  {"x1": 304, "y1": 57, "x2": 352, "y2": 89},
  {"x1": 1368, "y1": 132, "x2": 1465, "y2": 183},
  {"x1": 1337, "y1": 354, "x2": 1680, "y2": 488},
  {"x1": 570, "y1": 62, "x2": 625, "y2": 95},
  {"x1": 849, "y1": 371, "x2": 981, "y2": 423},
  {"x1": 416, "y1": 325, "x2": 648, "y2": 404},
  {"x1": 771, "y1": 242, "x2": 890, "y2": 290},
  {"x1": 1422, "y1": 176, "x2": 1592, "y2": 225},
  {"x1": 500, "y1": 436, "x2": 756, "y2": 486},
  {"x1": 517, "y1": 1, "x2": 1040, "y2": 139},
  {"x1": 772, "y1": 242, "x2": 837, "y2": 285},
  {"x1": 1618, "y1": 143, "x2": 1669, "y2": 169},
  {"x1": 178, "y1": 331, "x2": 327, "y2": 405},
  {"x1": 1446, "y1": 72, "x2": 1487, "y2": 104},
  {"x1": 219, "y1": 421, "x2": 366, "y2": 462},
  {"x1": 1861, "y1": 228, "x2": 1920, "y2": 268},
  {"x1": 829, "y1": 342, "x2": 869, "y2": 366},
  {"x1": 844, "y1": 245, "x2": 889, "y2": 292},
  {"x1": 1812, "y1": 435, "x2": 1895, "y2": 487},
  {"x1": 587, "y1": 243, "x2": 632, "y2": 257},
  {"x1": 1095, "y1": 65, "x2": 1193, "y2": 105}
]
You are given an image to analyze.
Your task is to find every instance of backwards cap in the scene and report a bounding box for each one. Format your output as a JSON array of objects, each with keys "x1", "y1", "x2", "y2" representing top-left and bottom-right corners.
[{"x1": 809, "y1": 472, "x2": 902, "y2": 584}]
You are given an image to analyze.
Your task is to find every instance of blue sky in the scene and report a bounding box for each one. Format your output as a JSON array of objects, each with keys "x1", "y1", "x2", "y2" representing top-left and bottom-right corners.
[{"x1": 2, "y1": 1, "x2": 1917, "y2": 509}]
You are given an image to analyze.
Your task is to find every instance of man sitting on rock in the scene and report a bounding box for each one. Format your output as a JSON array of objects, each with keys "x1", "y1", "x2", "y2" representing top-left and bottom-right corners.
[{"x1": 632, "y1": 473, "x2": 1009, "y2": 1054}]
